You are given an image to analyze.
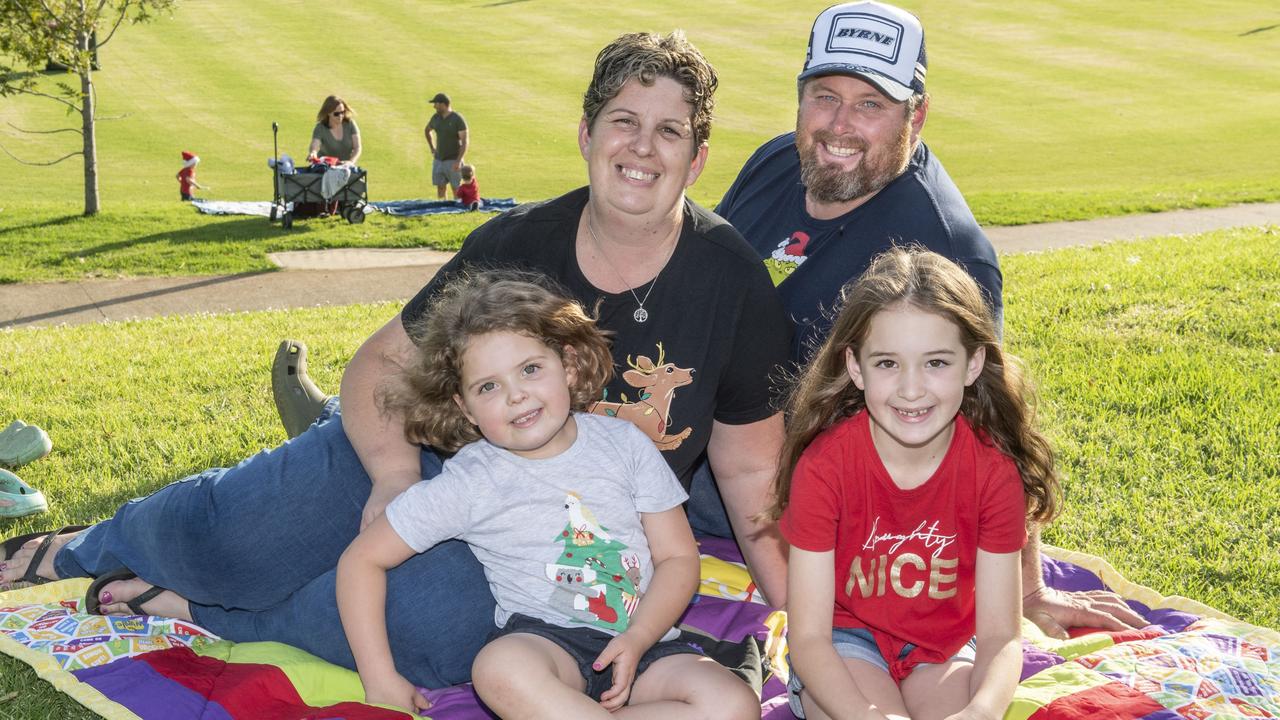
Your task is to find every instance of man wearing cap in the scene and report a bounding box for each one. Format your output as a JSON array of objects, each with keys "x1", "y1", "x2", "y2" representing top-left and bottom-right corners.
[
  {"x1": 714, "y1": 1, "x2": 1146, "y2": 638},
  {"x1": 425, "y1": 93, "x2": 469, "y2": 199}
]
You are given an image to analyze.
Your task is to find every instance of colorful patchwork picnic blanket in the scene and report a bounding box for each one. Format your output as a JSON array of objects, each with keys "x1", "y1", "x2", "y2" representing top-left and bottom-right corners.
[{"x1": 3, "y1": 540, "x2": 1277, "y2": 719}]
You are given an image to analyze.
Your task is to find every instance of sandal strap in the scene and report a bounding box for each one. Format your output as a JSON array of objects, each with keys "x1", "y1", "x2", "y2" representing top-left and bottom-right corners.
[
  {"x1": 20, "y1": 526, "x2": 63, "y2": 584},
  {"x1": 18, "y1": 524, "x2": 89, "y2": 585},
  {"x1": 127, "y1": 584, "x2": 166, "y2": 616}
]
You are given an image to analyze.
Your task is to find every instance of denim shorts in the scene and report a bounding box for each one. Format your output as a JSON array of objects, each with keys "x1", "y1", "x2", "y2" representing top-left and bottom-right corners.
[
  {"x1": 786, "y1": 627, "x2": 977, "y2": 719},
  {"x1": 494, "y1": 613, "x2": 702, "y2": 701}
]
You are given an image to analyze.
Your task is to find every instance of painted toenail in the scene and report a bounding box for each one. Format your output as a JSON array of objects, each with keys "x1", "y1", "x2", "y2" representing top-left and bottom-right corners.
[{"x1": 101, "y1": 592, "x2": 113, "y2": 603}]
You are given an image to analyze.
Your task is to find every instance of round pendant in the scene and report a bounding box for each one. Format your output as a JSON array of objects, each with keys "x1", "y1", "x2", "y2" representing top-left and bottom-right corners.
[{"x1": 633, "y1": 307, "x2": 649, "y2": 323}]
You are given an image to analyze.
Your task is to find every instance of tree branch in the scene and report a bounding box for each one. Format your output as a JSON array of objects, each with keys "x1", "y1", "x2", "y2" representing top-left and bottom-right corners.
[
  {"x1": 0, "y1": 142, "x2": 81, "y2": 166},
  {"x1": 98, "y1": 0, "x2": 134, "y2": 47},
  {"x1": 15, "y1": 86, "x2": 80, "y2": 111},
  {"x1": 7, "y1": 121, "x2": 83, "y2": 136}
]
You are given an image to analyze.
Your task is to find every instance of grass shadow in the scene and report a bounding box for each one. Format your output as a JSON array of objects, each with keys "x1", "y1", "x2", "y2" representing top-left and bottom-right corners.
[
  {"x1": 1240, "y1": 24, "x2": 1278, "y2": 36},
  {"x1": 0, "y1": 269, "x2": 276, "y2": 329},
  {"x1": 0, "y1": 213, "x2": 83, "y2": 237},
  {"x1": 66, "y1": 215, "x2": 313, "y2": 261}
]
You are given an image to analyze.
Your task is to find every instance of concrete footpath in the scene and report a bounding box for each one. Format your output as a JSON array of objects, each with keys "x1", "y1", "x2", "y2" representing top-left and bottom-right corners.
[{"x1": 2, "y1": 202, "x2": 1277, "y2": 331}]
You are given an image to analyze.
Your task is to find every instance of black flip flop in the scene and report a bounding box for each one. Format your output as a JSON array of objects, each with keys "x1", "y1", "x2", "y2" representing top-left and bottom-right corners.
[
  {"x1": 84, "y1": 568, "x2": 166, "y2": 616},
  {"x1": 1, "y1": 523, "x2": 91, "y2": 585}
]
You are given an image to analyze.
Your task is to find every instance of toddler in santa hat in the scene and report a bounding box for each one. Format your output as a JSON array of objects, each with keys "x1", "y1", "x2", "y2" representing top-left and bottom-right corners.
[{"x1": 177, "y1": 151, "x2": 208, "y2": 201}]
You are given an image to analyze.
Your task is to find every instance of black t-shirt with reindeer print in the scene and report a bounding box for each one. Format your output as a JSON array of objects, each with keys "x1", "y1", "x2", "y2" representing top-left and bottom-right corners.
[{"x1": 401, "y1": 186, "x2": 792, "y2": 487}]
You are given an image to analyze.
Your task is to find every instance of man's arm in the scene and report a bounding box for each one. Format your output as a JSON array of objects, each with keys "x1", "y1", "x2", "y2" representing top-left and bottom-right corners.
[
  {"x1": 705, "y1": 412, "x2": 789, "y2": 609},
  {"x1": 424, "y1": 124, "x2": 436, "y2": 157},
  {"x1": 339, "y1": 314, "x2": 424, "y2": 528},
  {"x1": 1021, "y1": 524, "x2": 1146, "y2": 638},
  {"x1": 454, "y1": 129, "x2": 469, "y2": 170}
]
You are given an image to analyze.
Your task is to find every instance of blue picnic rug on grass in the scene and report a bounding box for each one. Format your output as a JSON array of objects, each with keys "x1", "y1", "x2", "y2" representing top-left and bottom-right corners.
[{"x1": 191, "y1": 198, "x2": 517, "y2": 218}]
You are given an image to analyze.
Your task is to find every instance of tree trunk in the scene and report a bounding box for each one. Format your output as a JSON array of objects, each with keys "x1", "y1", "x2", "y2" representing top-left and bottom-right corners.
[{"x1": 79, "y1": 26, "x2": 99, "y2": 215}]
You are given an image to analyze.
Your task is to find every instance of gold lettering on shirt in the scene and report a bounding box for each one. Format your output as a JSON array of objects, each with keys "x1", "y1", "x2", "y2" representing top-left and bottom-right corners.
[
  {"x1": 846, "y1": 554, "x2": 958, "y2": 599},
  {"x1": 889, "y1": 553, "x2": 926, "y2": 598},
  {"x1": 928, "y1": 556, "x2": 959, "y2": 599},
  {"x1": 846, "y1": 555, "x2": 879, "y2": 598}
]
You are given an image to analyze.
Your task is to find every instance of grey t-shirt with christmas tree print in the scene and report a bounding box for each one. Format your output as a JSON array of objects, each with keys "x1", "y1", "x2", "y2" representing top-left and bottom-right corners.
[{"x1": 385, "y1": 413, "x2": 689, "y2": 635}]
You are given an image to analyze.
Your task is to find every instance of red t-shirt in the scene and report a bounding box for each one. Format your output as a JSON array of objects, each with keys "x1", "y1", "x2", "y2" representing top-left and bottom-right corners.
[
  {"x1": 779, "y1": 410, "x2": 1027, "y2": 680},
  {"x1": 456, "y1": 179, "x2": 479, "y2": 205},
  {"x1": 177, "y1": 166, "x2": 195, "y2": 194}
]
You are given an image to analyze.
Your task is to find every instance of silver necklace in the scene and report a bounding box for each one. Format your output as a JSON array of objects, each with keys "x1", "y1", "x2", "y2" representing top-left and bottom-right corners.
[{"x1": 585, "y1": 213, "x2": 676, "y2": 324}]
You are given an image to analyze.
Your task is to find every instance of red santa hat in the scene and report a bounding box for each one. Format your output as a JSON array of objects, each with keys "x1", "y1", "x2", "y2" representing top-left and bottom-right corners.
[{"x1": 181, "y1": 150, "x2": 199, "y2": 168}]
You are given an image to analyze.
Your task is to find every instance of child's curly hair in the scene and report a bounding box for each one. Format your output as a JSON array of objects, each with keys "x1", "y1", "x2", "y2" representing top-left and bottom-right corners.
[{"x1": 381, "y1": 270, "x2": 614, "y2": 452}]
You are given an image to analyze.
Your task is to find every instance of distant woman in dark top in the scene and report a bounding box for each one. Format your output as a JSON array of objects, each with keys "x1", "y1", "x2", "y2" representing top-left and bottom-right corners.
[{"x1": 308, "y1": 95, "x2": 362, "y2": 165}]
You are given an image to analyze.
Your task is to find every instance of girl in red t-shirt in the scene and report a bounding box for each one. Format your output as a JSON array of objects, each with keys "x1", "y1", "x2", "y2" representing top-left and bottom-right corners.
[{"x1": 766, "y1": 248, "x2": 1061, "y2": 720}]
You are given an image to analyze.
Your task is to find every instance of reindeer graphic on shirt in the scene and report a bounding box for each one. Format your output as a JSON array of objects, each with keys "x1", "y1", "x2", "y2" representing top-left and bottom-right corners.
[{"x1": 589, "y1": 342, "x2": 694, "y2": 451}]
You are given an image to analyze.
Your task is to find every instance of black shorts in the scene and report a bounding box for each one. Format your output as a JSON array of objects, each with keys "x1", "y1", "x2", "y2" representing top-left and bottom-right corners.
[{"x1": 493, "y1": 613, "x2": 703, "y2": 701}]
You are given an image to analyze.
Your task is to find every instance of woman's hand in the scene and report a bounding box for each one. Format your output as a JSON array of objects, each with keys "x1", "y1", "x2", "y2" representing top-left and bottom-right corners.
[
  {"x1": 364, "y1": 672, "x2": 430, "y2": 714},
  {"x1": 361, "y1": 475, "x2": 417, "y2": 530}
]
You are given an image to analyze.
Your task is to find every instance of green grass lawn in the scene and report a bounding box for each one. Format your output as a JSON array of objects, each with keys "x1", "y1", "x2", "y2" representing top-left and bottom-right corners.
[
  {"x1": 2, "y1": 1, "x2": 1278, "y2": 281},
  {"x1": 2, "y1": 227, "x2": 1277, "y2": 714},
  {"x1": 0, "y1": 201, "x2": 486, "y2": 283}
]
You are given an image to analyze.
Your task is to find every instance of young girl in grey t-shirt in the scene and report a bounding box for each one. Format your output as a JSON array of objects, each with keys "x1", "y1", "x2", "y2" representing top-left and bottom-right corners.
[{"x1": 335, "y1": 272, "x2": 759, "y2": 718}]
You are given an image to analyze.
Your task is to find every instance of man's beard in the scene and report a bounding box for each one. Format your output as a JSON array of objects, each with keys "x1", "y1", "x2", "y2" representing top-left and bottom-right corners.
[{"x1": 797, "y1": 119, "x2": 912, "y2": 205}]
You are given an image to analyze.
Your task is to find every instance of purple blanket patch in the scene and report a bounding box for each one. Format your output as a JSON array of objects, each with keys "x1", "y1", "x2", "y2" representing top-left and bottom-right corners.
[
  {"x1": 1137, "y1": 711, "x2": 1185, "y2": 720},
  {"x1": 1020, "y1": 639, "x2": 1065, "y2": 681},
  {"x1": 419, "y1": 684, "x2": 493, "y2": 719},
  {"x1": 680, "y1": 594, "x2": 774, "y2": 643},
  {"x1": 762, "y1": 691, "x2": 798, "y2": 719},
  {"x1": 697, "y1": 536, "x2": 744, "y2": 563},
  {"x1": 74, "y1": 656, "x2": 233, "y2": 720},
  {"x1": 1042, "y1": 554, "x2": 1110, "y2": 593},
  {"x1": 1146, "y1": 607, "x2": 1200, "y2": 634}
]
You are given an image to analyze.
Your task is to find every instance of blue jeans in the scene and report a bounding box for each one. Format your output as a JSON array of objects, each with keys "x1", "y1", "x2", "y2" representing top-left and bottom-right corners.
[
  {"x1": 54, "y1": 400, "x2": 496, "y2": 689},
  {"x1": 685, "y1": 457, "x2": 734, "y2": 540}
]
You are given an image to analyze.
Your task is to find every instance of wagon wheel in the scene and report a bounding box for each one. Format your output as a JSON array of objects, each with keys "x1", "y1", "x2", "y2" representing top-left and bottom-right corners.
[
  {"x1": 269, "y1": 204, "x2": 278, "y2": 222},
  {"x1": 282, "y1": 211, "x2": 293, "y2": 229},
  {"x1": 347, "y1": 206, "x2": 366, "y2": 224}
]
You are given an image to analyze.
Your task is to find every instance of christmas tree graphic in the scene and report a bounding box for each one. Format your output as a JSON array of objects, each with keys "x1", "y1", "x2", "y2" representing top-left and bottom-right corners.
[{"x1": 545, "y1": 493, "x2": 641, "y2": 632}]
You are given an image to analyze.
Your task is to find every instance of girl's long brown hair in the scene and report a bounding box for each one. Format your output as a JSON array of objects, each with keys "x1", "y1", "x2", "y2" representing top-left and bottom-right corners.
[
  {"x1": 764, "y1": 247, "x2": 1060, "y2": 525},
  {"x1": 380, "y1": 270, "x2": 614, "y2": 452}
]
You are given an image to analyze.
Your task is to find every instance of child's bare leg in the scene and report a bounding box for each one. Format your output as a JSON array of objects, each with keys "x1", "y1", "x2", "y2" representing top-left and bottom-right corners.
[
  {"x1": 798, "y1": 659, "x2": 910, "y2": 720},
  {"x1": 900, "y1": 659, "x2": 973, "y2": 720},
  {"x1": 96, "y1": 576, "x2": 193, "y2": 621},
  {"x1": 612, "y1": 654, "x2": 758, "y2": 719},
  {"x1": 472, "y1": 633, "x2": 604, "y2": 719}
]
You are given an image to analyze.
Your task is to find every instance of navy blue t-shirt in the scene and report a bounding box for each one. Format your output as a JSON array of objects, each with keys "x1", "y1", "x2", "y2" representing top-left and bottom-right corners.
[{"x1": 716, "y1": 133, "x2": 1002, "y2": 363}]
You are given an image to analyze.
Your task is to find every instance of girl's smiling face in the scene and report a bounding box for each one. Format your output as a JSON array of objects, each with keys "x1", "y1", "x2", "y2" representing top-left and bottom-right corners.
[
  {"x1": 846, "y1": 304, "x2": 984, "y2": 470},
  {"x1": 453, "y1": 331, "x2": 578, "y2": 460}
]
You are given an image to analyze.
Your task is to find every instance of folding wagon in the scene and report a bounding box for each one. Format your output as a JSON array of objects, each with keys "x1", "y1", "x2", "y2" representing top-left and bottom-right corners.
[{"x1": 269, "y1": 121, "x2": 369, "y2": 229}]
